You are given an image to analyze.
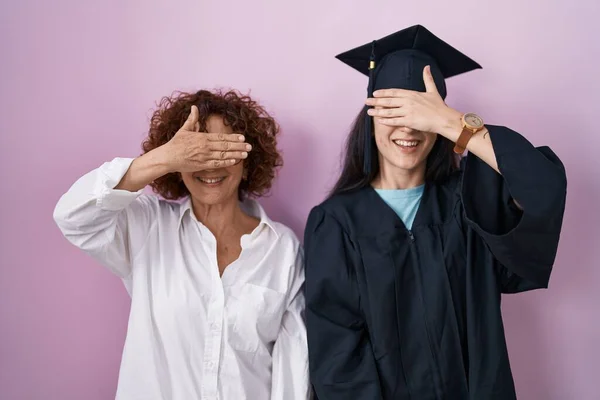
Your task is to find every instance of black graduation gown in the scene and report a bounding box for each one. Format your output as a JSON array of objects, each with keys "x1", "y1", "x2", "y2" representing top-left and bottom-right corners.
[{"x1": 304, "y1": 125, "x2": 567, "y2": 400}]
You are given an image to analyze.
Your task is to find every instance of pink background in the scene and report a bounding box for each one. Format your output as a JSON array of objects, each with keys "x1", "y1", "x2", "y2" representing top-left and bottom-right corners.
[{"x1": 1, "y1": 0, "x2": 598, "y2": 399}]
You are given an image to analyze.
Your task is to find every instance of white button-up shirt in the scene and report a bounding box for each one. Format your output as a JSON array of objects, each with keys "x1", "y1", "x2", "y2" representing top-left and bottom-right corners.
[{"x1": 53, "y1": 158, "x2": 310, "y2": 400}]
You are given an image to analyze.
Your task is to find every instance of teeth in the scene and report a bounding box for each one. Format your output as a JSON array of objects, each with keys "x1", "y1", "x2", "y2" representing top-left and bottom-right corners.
[
  {"x1": 196, "y1": 177, "x2": 225, "y2": 184},
  {"x1": 394, "y1": 140, "x2": 419, "y2": 147}
]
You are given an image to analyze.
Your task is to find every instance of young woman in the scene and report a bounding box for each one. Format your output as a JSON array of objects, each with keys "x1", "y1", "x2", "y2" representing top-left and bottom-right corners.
[
  {"x1": 304, "y1": 25, "x2": 566, "y2": 400},
  {"x1": 54, "y1": 90, "x2": 310, "y2": 400}
]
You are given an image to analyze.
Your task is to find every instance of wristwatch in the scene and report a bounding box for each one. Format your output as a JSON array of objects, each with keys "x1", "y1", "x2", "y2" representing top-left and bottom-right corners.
[{"x1": 453, "y1": 113, "x2": 484, "y2": 154}]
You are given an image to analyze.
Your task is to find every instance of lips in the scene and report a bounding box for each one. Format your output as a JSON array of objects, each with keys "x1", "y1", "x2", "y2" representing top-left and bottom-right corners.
[
  {"x1": 393, "y1": 139, "x2": 420, "y2": 148},
  {"x1": 194, "y1": 176, "x2": 226, "y2": 184}
]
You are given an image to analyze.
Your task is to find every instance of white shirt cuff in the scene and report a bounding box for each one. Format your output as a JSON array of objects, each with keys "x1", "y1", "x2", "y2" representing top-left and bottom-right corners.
[{"x1": 95, "y1": 157, "x2": 144, "y2": 211}]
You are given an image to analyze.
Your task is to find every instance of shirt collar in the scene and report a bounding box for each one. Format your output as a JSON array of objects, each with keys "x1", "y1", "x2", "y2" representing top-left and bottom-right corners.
[{"x1": 178, "y1": 197, "x2": 279, "y2": 238}]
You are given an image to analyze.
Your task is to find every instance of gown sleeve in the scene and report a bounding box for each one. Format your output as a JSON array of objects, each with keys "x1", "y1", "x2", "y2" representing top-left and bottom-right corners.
[
  {"x1": 460, "y1": 125, "x2": 567, "y2": 293},
  {"x1": 304, "y1": 207, "x2": 383, "y2": 399}
]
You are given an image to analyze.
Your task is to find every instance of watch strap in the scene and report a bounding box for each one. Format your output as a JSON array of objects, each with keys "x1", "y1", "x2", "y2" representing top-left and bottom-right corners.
[{"x1": 453, "y1": 126, "x2": 475, "y2": 154}]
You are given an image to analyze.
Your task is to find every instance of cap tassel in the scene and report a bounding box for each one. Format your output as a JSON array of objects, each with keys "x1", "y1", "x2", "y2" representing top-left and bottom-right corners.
[{"x1": 363, "y1": 41, "x2": 377, "y2": 175}]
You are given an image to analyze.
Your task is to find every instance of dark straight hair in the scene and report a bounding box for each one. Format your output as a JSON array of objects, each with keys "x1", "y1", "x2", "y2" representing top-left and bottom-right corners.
[{"x1": 330, "y1": 106, "x2": 460, "y2": 197}]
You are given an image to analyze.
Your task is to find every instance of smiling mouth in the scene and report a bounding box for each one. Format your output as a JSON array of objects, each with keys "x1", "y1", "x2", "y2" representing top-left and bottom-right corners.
[
  {"x1": 393, "y1": 139, "x2": 420, "y2": 148},
  {"x1": 195, "y1": 177, "x2": 226, "y2": 185}
]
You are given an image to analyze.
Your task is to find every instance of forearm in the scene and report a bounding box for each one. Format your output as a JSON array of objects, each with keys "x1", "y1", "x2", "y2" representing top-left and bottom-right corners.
[
  {"x1": 53, "y1": 157, "x2": 160, "y2": 277},
  {"x1": 438, "y1": 112, "x2": 532, "y2": 209},
  {"x1": 115, "y1": 146, "x2": 172, "y2": 192}
]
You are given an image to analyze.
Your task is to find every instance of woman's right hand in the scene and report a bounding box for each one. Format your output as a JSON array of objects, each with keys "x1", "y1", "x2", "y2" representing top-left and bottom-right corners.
[{"x1": 162, "y1": 105, "x2": 252, "y2": 172}]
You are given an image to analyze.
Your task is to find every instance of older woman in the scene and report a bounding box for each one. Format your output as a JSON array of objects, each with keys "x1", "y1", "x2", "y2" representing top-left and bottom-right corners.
[{"x1": 54, "y1": 90, "x2": 309, "y2": 400}]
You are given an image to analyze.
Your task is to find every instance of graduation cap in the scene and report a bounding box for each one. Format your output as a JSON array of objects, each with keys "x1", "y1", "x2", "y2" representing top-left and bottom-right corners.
[{"x1": 336, "y1": 25, "x2": 482, "y2": 175}]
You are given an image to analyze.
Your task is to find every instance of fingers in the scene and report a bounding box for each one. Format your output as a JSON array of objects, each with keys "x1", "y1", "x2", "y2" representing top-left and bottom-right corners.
[
  {"x1": 367, "y1": 107, "x2": 407, "y2": 118},
  {"x1": 365, "y1": 97, "x2": 406, "y2": 108},
  {"x1": 208, "y1": 150, "x2": 249, "y2": 161},
  {"x1": 200, "y1": 132, "x2": 251, "y2": 151},
  {"x1": 205, "y1": 132, "x2": 246, "y2": 143},
  {"x1": 207, "y1": 140, "x2": 252, "y2": 152},
  {"x1": 372, "y1": 88, "x2": 413, "y2": 98},
  {"x1": 202, "y1": 159, "x2": 240, "y2": 169},
  {"x1": 181, "y1": 105, "x2": 199, "y2": 131},
  {"x1": 423, "y1": 65, "x2": 439, "y2": 94},
  {"x1": 378, "y1": 117, "x2": 409, "y2": 127},
  {"x1": 189, "y1": 132, "x2": 252, "y2": 171}
]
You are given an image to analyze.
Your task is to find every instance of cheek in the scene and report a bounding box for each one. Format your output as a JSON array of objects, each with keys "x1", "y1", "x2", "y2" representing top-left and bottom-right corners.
[
  {"x1": 224, "y1": 163, "x2": 244, "y2": 181},
  {"x1": 373, "y1": 123, "x2": 394, "y2": 148},
  {"x1": 373, "y1": 120, "x2": 394, "y2": 136},
  {"x1": 180, "y1": 172, "x2": 194, "y2": 185}
]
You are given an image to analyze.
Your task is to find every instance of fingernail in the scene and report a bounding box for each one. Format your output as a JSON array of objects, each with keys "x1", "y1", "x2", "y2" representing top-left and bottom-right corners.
[
  {"x1": 246, "y1": 144, "x2": 252, "y2": 151},
  {"x1": 239, "y1": 135, "x2": 245, "y2": 141},
  {"x1": 242, "y1": 152, "x2": 248, "y2": 158}
]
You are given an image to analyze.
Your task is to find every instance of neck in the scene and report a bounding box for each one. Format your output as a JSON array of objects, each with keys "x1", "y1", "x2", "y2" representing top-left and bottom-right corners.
[
  {"x1": 191, "y1": 195, "x2": 246, "y2": 237},
  {"x1": 372, "y1": 161, "x2": 426, "y2": 190}
]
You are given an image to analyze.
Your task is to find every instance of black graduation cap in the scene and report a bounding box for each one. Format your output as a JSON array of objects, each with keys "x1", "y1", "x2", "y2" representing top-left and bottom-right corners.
[{"x1": 336, "y1": 25, "x2": 482, "y2": 175}]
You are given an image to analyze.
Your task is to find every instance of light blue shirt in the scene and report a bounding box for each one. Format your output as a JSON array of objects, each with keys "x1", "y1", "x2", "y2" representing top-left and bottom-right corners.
[{"x1": 374, "y1": 185, "x2": 425, "y2": 230}]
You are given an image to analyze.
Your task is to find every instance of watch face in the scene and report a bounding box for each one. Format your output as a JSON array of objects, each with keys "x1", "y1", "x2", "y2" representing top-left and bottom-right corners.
[{"x1": 464, "y1": 113, "x2": 484, "y2": 129}]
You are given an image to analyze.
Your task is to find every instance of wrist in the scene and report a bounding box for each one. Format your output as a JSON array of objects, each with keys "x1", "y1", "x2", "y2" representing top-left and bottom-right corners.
[
  {"x1": 438, "y1": 108, "x2": 463, "y2": 142},
  {"x1": 115, "y1": 149, "x2": 171, "y2": 192},
  {"x1": 149, "y1": 145, "x2": 175, "y2": 175}
]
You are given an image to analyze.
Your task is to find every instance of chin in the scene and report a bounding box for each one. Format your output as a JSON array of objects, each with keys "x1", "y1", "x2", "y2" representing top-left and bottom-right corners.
[
  {"x1": 182, "y1": 174, "x2": 242, "y2": 206},
  {"x1": 189, "y1": 190, "x2": 238, "y2": 206},
  {"x1": 391, "y1": 155, "x2": 427, "y2": 172}
]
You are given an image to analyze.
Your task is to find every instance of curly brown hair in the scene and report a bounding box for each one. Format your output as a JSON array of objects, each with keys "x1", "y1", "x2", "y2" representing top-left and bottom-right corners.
[{"x1": 142, "y1": 89, "x2": 283, "y2": 200}]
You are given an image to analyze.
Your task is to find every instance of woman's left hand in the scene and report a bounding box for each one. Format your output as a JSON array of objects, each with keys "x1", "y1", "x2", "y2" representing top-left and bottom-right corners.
[{"x1": 365, "y1": 65, "x2": 462, "y2": 140}]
